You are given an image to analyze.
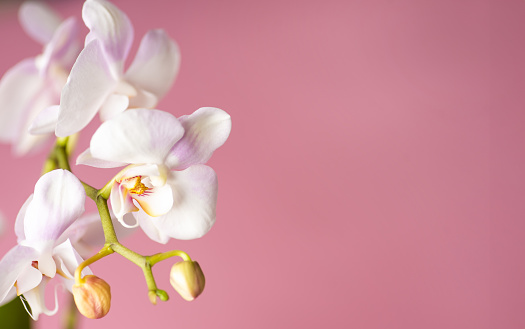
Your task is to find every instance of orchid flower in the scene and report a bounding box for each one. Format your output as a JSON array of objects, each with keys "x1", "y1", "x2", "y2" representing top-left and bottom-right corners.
[
  {"x1": 0, "y1": 170, "x2": 91, "y2": 320},
  {"x1": 0, "y1": 2, "x2": 80, "y2": 155},
  {"x1": 77, "y1": 107, "x2": 231, "y2": 243},
  {"x1": 32, "y1": 0, "x2": 181, "y2": 138}
]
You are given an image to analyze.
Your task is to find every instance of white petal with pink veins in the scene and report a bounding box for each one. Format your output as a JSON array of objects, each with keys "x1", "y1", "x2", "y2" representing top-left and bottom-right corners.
[
  {"x1": 82, "y1": 0, "x2": 133, "y2": 70},
  {"x1": 167, "y1": 107, "x2": 232, "y2": 170}
]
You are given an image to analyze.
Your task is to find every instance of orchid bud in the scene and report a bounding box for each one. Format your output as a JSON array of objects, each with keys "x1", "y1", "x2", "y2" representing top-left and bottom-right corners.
[
  {"x1": 170, "y1": 260, "x2": 205, "y2": 301},
  {"x1": 72, "y1": 275, "x2": 111, "y2": 319}
]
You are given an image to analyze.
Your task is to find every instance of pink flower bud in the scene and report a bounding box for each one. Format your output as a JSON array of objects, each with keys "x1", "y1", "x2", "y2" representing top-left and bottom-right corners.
[{"x1": 72, "y1": 275, "x2": 111, "y2": 319}]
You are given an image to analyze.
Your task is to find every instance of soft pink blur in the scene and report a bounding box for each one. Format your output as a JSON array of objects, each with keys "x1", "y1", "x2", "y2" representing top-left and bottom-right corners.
[{"x1": 0, "y1": 0, "x2": 522, "y2": 328}]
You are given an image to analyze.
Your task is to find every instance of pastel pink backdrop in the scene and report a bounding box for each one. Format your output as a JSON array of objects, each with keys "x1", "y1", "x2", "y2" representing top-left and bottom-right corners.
[{"x1": 0, "y1": 0, "x2": 522, "y2": 328}]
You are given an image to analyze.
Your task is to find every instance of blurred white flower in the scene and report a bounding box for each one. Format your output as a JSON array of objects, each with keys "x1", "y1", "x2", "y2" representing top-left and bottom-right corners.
[
  {"x1": 0, "y1": 2, "x2": 80, "y2": 155},
  {"x1": 31, "y1": 0, "x2": 180, "y2": 138}
]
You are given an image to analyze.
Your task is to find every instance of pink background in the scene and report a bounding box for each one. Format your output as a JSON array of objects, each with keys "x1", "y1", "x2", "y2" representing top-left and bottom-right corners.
[{"x1": 0, "y1": 0, "x2": 523, "y2": 328}]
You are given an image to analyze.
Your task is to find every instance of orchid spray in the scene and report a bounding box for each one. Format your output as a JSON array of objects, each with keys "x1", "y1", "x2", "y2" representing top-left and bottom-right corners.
[{"x1": 0, "y1": 0, "x2": 231, "y2": 326}]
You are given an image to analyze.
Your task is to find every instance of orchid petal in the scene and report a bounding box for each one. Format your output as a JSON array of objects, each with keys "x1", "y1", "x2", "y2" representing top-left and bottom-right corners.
[
  {"x1": 53, "y1": 239, "x2": 90, "y2": 281},
  {"x1": 19, "y1": 1, "x2": 62, "y2": 45},
  {"x1": 13, "y1": 86, "x2": 56, "y2": 156},
  {"x1": 133, "y1": 179, "x2": 173, "y2": 217},
  {"x1": 110, "y1": 183, "x2": 139, "y2": 226},
  {"x1": 90, "y1": 109, "x2": 184, "y2": 165},
  {"x1": 16, "y1": 266, "x2": 42, "y2": 296},
  {"x1": 0, "y1": 245, "x2": 38, "y2": 304},
  {"x1": 167, "y1": 108, "x2": 232, "y2": 170},
  {"x1": 56, "y1": 39, "x2": 117, "y2": 137},
  {"x1": 35, "y1": 245, "x2": 56, "y2": 278},
  {"x1": 128, "y1": 88, "x2": 157, "y2": 109},
  {"x1": 119, "y1": 164, "x2": 168, "y2": 187},
  {"x1": 82, "y1": 0, "x2": 133, "y2": 69},
  {"x1": 0, "y1": 287, "x2": 16, "y2": 307},
  {"x1": 22, "y1": 278, "x2": 59, "y2": 320},
  {"x1": 76, "y1": 148, "x2": 128, "y2": 168},
  {"x1": 57, "y1": 213, "x2": 100, "y2": 257},
  {"x1": 39, "y1": 17, "x2": 80, "y2": 73},
  {"x1": 29, "y1": 105, "x2": 59, "y2": 135},
  {"x1": 125, "y1": 29, "x2": 180, "y2": 101},
  {"x1": 139, "y1": 165, "x2": 218, "y2": 241},
  {"x1": 136, "y1": 213, "x2": 171, "y2": 244},
  {"x1": 99, "y1": 94, "x2": 129, "y2": 122},
  {"x1": 15, "y1": 195, "x2": 33, "y2": 242},
  {"x1": 0, "y1": 59, "x2": 42, "y2": 143},
  {"x1": 24, "y1": 170, "x2": 85, "y2": 243}
]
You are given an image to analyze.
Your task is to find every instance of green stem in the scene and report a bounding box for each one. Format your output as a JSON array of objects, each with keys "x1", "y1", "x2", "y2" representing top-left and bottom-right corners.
[
  {"x1": 149, "y1": 250, "x2": 191, "y2": 266},
  {"x1": 95, "y1": 197, "x2": 119, "y2": 244},
  {"x1": 82, "y1": 182, "x2": 98, "y2": 201},
  {"x1": 55, "y1": 137, "x2": 71, "y2": 171},
  {"x1": 110, "y1": 243, "x2": 144, "y2": 267},
  {"x1": 42, "y1": 158, "x2": 58, "y2": 175},
  {"x1": 75, "y1": 246, "x2": 114, "y2": 283}
]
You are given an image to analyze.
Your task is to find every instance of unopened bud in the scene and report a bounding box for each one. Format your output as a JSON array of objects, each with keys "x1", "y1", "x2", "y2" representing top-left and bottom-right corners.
[
  {"x1": 72, "y1": 275, "x2": 111, "y2": 319},
  {"x1": 170, "y1": 261, "x2": 205, "y2": 301}
]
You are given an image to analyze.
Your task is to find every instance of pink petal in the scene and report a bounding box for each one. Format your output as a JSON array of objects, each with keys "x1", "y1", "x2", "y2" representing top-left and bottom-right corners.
[
  {"x1": 125, "y1": 29, "x2": 180, "y2": 102},
  {"x1": 167, "y1": 107, "x2": 232, "y2": 170},
  {"x1": 56, "y1": 39, "x2": 117, "y2": 137}
]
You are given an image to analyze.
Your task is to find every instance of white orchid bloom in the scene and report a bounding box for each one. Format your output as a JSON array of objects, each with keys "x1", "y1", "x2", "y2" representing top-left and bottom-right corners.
[
  {"x1": 42, "y1": 0, "x2": 180, "y2": 137},
  {"x1": 77, "y1": 108, "x2": 231, "y2": 243},
  {"x1": 0, "y1": 2, "x2": 80, "y2": 155},
  {"x1": 0, "y1": 170, "x2": 91, "y2": 320}
]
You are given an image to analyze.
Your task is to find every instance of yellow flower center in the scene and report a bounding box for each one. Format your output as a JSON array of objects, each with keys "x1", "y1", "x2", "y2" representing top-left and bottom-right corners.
[{"x1": 124, "y1": 176, "x2": 150, "y2": 196}]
